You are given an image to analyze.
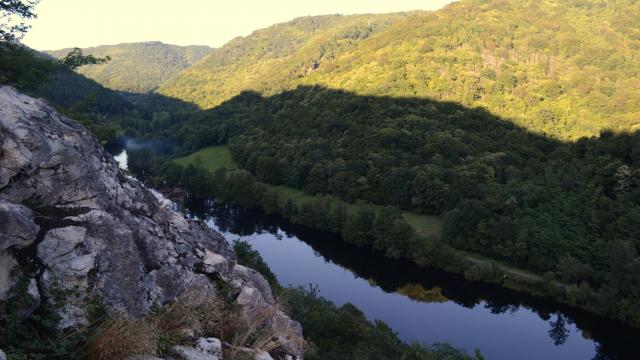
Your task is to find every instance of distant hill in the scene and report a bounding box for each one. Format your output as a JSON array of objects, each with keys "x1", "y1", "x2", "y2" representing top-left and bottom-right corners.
[
  {"x1": 157, "y1": 0, "x2": 640, "y2": 139},
  {"x1": 47, "y1": 42, "x2": 213, "y2": 93},
  {"x1": 157, "y1": 13, "x2": 410, "y2": 108}
]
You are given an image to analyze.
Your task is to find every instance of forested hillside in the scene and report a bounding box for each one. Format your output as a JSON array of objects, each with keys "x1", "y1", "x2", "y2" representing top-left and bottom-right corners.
[
  {"x1": 158, "y1": 0, "x2": 640, "y2": 139},
  {"x1": 128, "y1": 84, "x2": 640, "y2": 327},
  {"x1": 47, "y1": 42, "x2": 212, "y2": 93}
]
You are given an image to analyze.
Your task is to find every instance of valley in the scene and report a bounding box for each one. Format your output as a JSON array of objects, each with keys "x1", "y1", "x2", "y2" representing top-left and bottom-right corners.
[
  {"x1": 116, "y1": 149, "x2": 640, "y2": 360},
  {"x1": 2, "y1": 0, "x2": 640, "y2": 359}
]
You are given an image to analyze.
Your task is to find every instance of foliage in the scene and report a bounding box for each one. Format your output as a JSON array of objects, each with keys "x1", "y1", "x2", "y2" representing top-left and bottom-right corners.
[
  {"x1": 233, "y1": 240, "x2": 279, "y2": 290},
  {"x1": 0, "y1": 278, "x2": 89, "y2": 360},
  {"x1": 0, "y1": 0, "x2": 39, "y2": 41},
  {"x1": 58, "y1": 48, "x2": 111, "y2": 71},
  {"x1": 0, "y1": 43, "x2": 57, "y2": 89},
  {"x1": 281, "y1": 285, "x2": 482, "y2": 360},
  {"x1": 0, "y1": 40, "x2": 200, "y2": 146}
]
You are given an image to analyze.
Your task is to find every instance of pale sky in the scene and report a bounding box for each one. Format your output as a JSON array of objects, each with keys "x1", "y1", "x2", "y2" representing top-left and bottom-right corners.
[{"x1": 22, "y1": 0, "x2": 454, "y2": 51}]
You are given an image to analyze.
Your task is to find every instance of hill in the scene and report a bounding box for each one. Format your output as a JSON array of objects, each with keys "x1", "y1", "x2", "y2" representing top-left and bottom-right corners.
[
  {"x1": 47, "y1": 41, "x2": 213, "y2": 93},
  {"x1": 157, "y1": 0, "x2": 640, "y2": 139}
]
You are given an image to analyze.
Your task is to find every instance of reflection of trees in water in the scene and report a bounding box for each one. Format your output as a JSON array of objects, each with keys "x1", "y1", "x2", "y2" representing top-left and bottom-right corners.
[
  {"x1": 396, "y1": 284, "x2": 448, "y2": 303},
  {"x1": 483, "y1": 301, "x2": 520, "y2": 315},
  {"x1": 190, "y1": 199, "x2": 638, "y2": 360},
  {"x1": 549, "y1": 313, "x2": 570, "y2": 346}
]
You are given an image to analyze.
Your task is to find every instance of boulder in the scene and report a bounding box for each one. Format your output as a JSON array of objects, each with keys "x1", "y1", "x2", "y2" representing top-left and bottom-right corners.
[
  {"x1": 172, "y1": 336, "x2": 222, "y2": 360},
  {"x1": 194, "y1": 337, "x2": 223, "y2": 358},
  {"x1": 0, "y1": 201, "x2": 39, "y2": 251}
]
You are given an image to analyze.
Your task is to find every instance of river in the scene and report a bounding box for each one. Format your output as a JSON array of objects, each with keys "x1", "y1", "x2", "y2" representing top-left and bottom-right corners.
[{"x1": 114, "y1": 150, "x2": 639, "y2": 360}]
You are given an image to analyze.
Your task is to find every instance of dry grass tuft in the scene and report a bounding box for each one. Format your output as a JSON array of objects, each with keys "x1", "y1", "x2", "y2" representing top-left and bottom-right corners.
[
  {"x1": 86, "y1": 288, "x2": 303, "y2": 360},
  {"x1": 87, "y1": 315, "x2": 157, "y2": 360}
]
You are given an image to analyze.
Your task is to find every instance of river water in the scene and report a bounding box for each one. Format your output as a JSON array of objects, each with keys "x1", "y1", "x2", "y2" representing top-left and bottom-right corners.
[{"x1": 114, "y1": 150, "x2": 639, "y2": 360}]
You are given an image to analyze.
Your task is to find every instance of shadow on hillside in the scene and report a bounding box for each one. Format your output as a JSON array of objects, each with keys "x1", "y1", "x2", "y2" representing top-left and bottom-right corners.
[
  {"x1": 173, "y1": 86, "x2": 640, "y2": 360},
  {"x1": 194, "y1": 84, "x2": 640, "y2": 156},
  {"x1": 177, "y1": 85, "x2": 640, "y2": 216},
  {"x1": 35, "y1": 70, "x2": 198, "y2": 116}
]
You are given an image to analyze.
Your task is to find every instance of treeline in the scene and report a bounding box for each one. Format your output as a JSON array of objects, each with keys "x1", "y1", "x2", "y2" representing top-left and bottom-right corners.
[{"x1": 233, "y1": 240, "x2": 483, "y2": 360}]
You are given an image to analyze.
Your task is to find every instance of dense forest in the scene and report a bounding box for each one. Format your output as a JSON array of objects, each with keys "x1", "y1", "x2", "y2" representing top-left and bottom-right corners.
[
  {"x1": 127, "y1": 84, "x2": 640, "y2": 328},
  {"x1": 47, "y1": 42, "x2": 212, "y2": 93},
  {"x1": 157, "y1": 0, "x2": 640, "y2": 140}
]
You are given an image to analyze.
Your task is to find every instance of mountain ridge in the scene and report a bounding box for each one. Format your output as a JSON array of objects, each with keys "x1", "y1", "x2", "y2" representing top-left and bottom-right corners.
[
  {"x1": 155, "y1": 0, "x2": 640, "y2": 139},
  {"x1": 46, "y1": 41, "x2": 214, "y2": 93}
]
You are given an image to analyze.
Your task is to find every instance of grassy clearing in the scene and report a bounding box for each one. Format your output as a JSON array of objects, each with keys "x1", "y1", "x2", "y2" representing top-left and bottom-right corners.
[
  {"x1": 174, "y1": 146, "x2": 238, "y2": 171},
  {"x1": 174, "y1": 146, "x2": 442, "y2": 238},
  {"x1": 402, "y1": 212, "x2": 442, "y2": 239}
]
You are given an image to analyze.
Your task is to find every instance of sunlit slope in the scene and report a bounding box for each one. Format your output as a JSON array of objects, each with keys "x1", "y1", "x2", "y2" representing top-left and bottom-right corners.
[
  {"x1": 158, "y1": 0, "x2": 640, "y2": 139},
  {"x1": 157, "y1": 13, "x2": 410, "y2": 107},
  {"x1": 48, "y1": 42, "x2": 213, "y2": 93}
]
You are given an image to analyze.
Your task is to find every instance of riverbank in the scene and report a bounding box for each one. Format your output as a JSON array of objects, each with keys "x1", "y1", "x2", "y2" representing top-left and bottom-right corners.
[
  {"x1": 152, "y1": 146, "x2": 638, "y2": 328},
  {"x1": 174, "y1": 146, "x2": 443, "y2": 239},
  {"x1": 203, "y1": 201, "x2": 640, "y2": 360}
]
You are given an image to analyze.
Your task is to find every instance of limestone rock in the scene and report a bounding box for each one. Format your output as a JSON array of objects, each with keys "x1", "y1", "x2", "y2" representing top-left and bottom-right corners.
[
  {"x1": 0, "y1": 201, "x2": 39, "y2": 251},
  {"x1": 0, "y1": 251, "x2": 18, "y2": 300},
  {"x1": 194, "y1": 337, "x2": 223, "y2": 358},
  {"x1": 0, "y1": 86, "x2": 304, "y2": 359}
]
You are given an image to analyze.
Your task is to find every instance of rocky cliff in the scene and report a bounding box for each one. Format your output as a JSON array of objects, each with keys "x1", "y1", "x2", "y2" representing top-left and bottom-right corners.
[{"x1": 0, "y1": 86, "x2": 303, "y2": 360}]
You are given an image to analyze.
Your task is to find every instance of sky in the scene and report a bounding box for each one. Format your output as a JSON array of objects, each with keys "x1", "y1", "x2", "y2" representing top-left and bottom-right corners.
[{"x1": 22, "y1": 0, "x2": 454, "y2": 50}]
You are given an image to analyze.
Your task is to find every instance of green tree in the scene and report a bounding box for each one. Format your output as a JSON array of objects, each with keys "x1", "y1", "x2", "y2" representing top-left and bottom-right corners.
[
  {"x1": 342, "y1": 207, "x2": 375, "y2": 246},
  {"x1": 0, "y1": 0, "x2": 39, "y2": 41},
  {"x1": 59, "y1": 48, "x2": 111, "y2": 70}
]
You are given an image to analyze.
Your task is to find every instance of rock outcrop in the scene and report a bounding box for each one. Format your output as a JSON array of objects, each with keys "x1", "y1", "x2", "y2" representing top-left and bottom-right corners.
[{"x1": 0, "y1": 87, "x2": 303, "y2": 359}]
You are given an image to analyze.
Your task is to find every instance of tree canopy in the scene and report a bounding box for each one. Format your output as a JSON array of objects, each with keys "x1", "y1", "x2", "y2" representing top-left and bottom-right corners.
[{"x1": 0, "y1": 0, "x2": 39, "y2": 41}]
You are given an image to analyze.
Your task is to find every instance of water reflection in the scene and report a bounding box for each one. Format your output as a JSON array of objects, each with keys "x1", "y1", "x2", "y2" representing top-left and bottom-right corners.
[
  {"x1": 186, "y1": 199, "x2": 640, "y2": 360},
  {"x1": 549, "y1": 313, "x2": 571, "y2": 346}
]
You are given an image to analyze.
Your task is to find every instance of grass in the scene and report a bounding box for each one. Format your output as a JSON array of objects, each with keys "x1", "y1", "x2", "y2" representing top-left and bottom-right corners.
[
  {"x1": 174, "y1": 146, "x2": 443, "y2": 239},
  {"x1": 174, "y1": 146, "x2": 238, "y2": 171},
  {"x1": 402, "y1": 212, "x2": 442, "y2": 239}
]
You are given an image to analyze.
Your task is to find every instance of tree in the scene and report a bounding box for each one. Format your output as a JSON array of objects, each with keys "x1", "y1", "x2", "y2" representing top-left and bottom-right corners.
[
  {"x1": 59, "y1": 48, "x2": 111, "y2": 70},
  {"x1": 1, "y1": 0, "x2": 39, "y2": 41},
  {"x1": 342, "y1": 207, "x2": 375, "y2": 246}
]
